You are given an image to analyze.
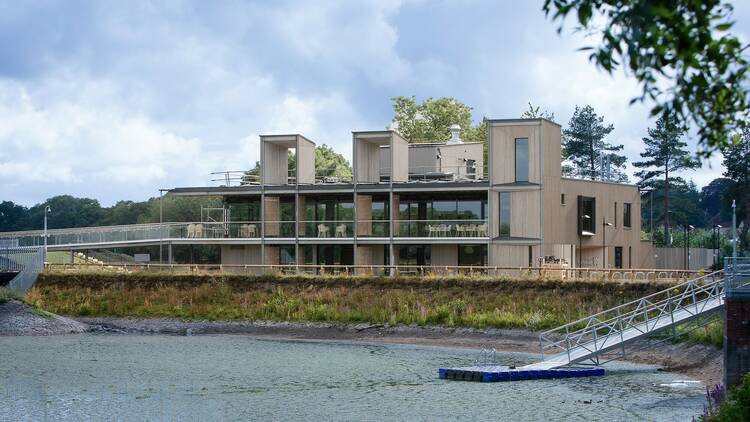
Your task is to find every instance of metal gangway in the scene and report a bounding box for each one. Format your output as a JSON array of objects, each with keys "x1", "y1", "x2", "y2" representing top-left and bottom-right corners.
[
  {"x1": 524, "y1": 258, "x2": 750, "y2": 370},
  {"x1": 1, "y1": 246, "x2": 45, "y2": 292}
]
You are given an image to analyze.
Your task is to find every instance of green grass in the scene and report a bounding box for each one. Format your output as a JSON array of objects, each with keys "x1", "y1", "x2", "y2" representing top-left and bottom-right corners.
[
  {"x1": 0, "y1": 287, "x2": 22, "y2": 304},
  {"x1": 27, "y1": 272, "x2": 680, "y2": 332}
]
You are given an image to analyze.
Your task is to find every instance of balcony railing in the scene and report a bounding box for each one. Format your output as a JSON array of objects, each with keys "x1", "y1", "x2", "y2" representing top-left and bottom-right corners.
[
  {"x1": 301, "y1": 221, "x2": 354, "y2": 238},
  {"x1": 394, "y1": 219, "x2": 488, "y2": 238},
  {"x1": 379, "y1": 164, "x2": 488, "y2": 183}
]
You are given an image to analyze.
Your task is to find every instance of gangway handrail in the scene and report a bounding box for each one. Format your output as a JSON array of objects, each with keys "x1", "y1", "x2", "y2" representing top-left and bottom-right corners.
[
  {"x1": 538, "y1": 269, "x2": 723, "y2": 338},
  {"x1": 534, "y1": 269, "x2": 726, "y2": 367}
]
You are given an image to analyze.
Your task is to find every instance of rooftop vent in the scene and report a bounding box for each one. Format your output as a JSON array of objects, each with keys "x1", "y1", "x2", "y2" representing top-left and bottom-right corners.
[{"x1": 447, "y1": 124, "x2": 462, "y2": 145}]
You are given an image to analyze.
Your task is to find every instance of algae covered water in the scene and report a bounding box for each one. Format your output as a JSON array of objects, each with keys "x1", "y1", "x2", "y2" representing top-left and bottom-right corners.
[{"x1": 0, "y1": 334, "x2": 705, "y2": 421}]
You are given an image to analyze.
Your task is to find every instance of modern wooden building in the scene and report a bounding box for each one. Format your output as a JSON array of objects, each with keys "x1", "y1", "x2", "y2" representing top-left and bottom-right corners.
[{"x1": 169, "y1": 118, "x2": 646, "y2": 270}]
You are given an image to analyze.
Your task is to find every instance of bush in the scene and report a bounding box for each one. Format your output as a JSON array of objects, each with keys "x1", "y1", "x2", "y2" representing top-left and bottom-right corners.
[{"x1": 698, "y1": 374, "x2": 750, "y2": 421}]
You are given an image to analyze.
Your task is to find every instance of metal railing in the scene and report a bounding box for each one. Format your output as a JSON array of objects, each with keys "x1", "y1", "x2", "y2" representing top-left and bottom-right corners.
[
  {"x1": 0, "y1": 222, "x2": 269, "y2": 247},
  {"x1": 2, "y1": 246, "x2": 45, "y2": 292},
  {"x1": 725, "y1": 257, "x2": 750, "y2": 296},
  {"x1": 44, "y1": 262, "x2": 703, "y2": 281},
  {"x1": 394, "y1": 219, "x2": 488, "y2": 237},
  {"x1": 380, "y1": 164, "x2": 488, "y2": 183},
  {"x1": 535, "y1": 270, "x2": 725, "y2": 368}
]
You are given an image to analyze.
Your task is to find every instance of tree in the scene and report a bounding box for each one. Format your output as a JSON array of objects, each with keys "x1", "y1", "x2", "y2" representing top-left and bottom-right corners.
[
  {"x1": 520, "y1": 102, "x2": 556, "y2": 121},
  {"x1": 640, "y1": 178, "x2": 707, "y2": 244},
  {"x1": 542, "y1": 0, "x2": 749, "y2": 157},
  {"x1": 25, "y1": 196, "x2": 105, "y2": 230},
  {"x1": 562, "y1": 105, "x2": 627, "y2": 181},
  {"x1": 722, "y1": 127, "x2": 750, "y2": 252},
  {"x1": 0, "y1": 201, "x2": 29, "y2": 232},
  {"x1": 699, "y1": 177, "x2": 734, "y2": 226},
  {"x1": 315, "y1": 144, "x2": 352, "y2": 180},
  {"x1": 633, "y1": 113, "x2": 701, "y2": 239},
  {"x1": 390, "y1": 96, "x2": 486, "y2": 143}
]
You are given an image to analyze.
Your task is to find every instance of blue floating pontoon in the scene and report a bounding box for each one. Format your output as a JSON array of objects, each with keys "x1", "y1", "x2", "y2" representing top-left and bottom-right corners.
[{"x1": 438, "y1": 365, "x2": 604, "y2": 382}]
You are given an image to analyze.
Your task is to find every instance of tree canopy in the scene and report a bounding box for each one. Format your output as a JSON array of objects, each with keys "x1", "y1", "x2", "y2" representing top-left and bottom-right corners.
[
  {"x1": 721, "y1": 127, "x2": 750, "y2": 251},
  {"x1": 520, "y1": 102, "x2": 556, "y2": 121},
  {"x1": 562, "y1": 105, "x2": 628, "y2": 181},
  {"x1": 543, "y1": 0, "x2": 749, "y2": 157},
  {"x1": 390, "y1": 96, "x2": 487, "y2": 143}
]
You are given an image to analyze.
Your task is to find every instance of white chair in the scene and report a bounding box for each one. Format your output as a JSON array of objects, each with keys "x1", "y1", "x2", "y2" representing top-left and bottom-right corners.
[
  {"x1": 335, "y1": 224, "x2": 347, "y2": 237},
  {"x1": 247, "y1": 224, "x2": 257, "y2": 237},
  {"x1": 186, "y1": 224, "x2": 196, "y2": 238},
  {"x1": 467, "y1": 224, "x2": 477, "y2": 237},
  {"x1": 439, "y1": 224, "x2": 450, "y2": 237},
  {"x1": 194, "y1": 224, "x2": 204, "y2": 239},
  {"x1": 455, "y1": 224, "x2": 466, "y2": 237},
  {"x1": 477, "y1": 223, "x2": 487, "y2": 237},
  {"x1": 428, "y1": 225, "x2": 437, "y2": 237},
  {"x1": 317, "y1": 224, "x2": 330, "y2": 238}
]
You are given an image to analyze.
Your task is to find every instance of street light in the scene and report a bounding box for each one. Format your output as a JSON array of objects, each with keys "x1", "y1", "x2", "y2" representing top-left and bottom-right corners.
[
  {"x1": 683, "y1": 224, "x2": 694, "y2": 270},
  {"x1": 713, "y1": 224, "x2": 723, "y2": 269},
  {"x1": 43, "y1": 205, "x2": 51, "y2": 263},
  {"x1": 602, "y1": 220, "x2": 613, "y2": 268}
]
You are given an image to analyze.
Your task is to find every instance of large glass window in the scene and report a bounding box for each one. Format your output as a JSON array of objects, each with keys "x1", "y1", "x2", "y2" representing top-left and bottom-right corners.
[
  {"x1": 515, "y1": 138, "x2": 529, "y2": 182},
  {"x1": 458, "y1": 245, "x2": 487, "y2": 266},
  {"x1": 499, "y1": 192, "x2": 511, "y2": 237},
  {"x1": 457, "y1": 200, "x2": 483, "y2": 220},
  {"x1": 578, "y1": 196, "x2": 596, "y2": 234},
  {"x1": 431, "y1": 200, "x2": 457, "y2": 220},
  {"x1": 623, "y1": 203, "x2": 632, "y2": 228}
]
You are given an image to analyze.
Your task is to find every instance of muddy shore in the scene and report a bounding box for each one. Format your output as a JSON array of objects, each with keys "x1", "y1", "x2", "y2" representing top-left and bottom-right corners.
[{"x1": 76, "y1": 316, "x2": 723, "y2": 386}]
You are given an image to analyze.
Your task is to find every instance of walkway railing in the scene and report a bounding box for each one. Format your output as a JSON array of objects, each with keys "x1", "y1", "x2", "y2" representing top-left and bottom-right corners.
[
  {"x1": 725, "y1": 257, "x2": 750, "y2": 296},
  {"x1": 2, "y1": 246, "x2": 45, "y2": 292},
  {"x1": 534, "y1": 270, "x2": 725, "y2": 368}
]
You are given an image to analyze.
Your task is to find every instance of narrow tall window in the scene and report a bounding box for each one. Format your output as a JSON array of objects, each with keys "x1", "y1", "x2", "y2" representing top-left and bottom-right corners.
[
  {"x1": 561, "y1": 193, "x2": 566, "y2": 205},
  {"x1": 623, "y1": 203, "x2": 632, "y2": 228},
  {"x1": 614, "y1": 202, "x2": 618, "y2": 227},
  {"x1": 515, "y1": 138, "x2": 529, "y2": 182},
  {"x1": 499, "y1": 192, "x2": 511, "y2": 237}
]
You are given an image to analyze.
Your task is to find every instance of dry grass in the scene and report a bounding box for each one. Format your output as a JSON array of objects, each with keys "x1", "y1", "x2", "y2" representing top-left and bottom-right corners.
[{"x1": 27, "y1": 272, "x2": 678, "y2": 331}]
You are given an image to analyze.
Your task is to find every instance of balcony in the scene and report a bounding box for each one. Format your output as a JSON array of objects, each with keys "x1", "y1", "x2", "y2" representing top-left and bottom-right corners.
[{"x1": 395, "y1": 219, "x2": 488, "y2": 238}]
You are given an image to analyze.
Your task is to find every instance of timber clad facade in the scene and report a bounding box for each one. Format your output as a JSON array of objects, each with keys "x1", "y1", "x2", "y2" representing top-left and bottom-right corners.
[{"x1": 170, "y1": 118, "x2": 645, "y2": 270}]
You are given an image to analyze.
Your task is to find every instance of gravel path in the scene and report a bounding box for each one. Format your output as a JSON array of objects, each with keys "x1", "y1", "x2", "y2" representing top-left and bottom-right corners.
[{"x1": 0, "y1": 300, "x2": 88, "y2": 336}]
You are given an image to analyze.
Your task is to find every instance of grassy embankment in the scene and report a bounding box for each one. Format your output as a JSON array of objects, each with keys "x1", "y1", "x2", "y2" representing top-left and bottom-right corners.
[{"x1": 26, "y1": 271, "x2": 696, "y2": 332}]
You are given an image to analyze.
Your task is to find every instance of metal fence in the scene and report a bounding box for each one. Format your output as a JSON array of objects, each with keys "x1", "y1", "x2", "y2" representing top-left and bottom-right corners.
[
  {"x1": 44, "y1": 262, "x2": 704, "y2": 281},
  {"x1": 725, "y1": 257, "x2": 750, "y2": 297}
]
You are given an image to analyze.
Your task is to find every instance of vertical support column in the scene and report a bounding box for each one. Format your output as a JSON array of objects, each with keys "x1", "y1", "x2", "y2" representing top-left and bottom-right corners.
[
  {"x1": 724, "y1": 295, "x2": 750, "y2": 388},
  {"x1": 168, "y1": 243, "x2": 173, "y2": 264}
]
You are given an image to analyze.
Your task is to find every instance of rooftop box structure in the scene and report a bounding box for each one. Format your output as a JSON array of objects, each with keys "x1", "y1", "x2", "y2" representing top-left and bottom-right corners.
[{"x1": 261, "y1": 134, "x2": 316, "y2": 185}]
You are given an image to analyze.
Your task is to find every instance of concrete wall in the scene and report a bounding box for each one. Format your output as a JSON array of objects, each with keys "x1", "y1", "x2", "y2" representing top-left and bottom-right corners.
[
  {"x1": 263, "y1": 196, "x2": 280, "y2": 236},
  {"x1": 391, "y1": 132, "x2": 409, "y2": 182},
  {"x1": 356, "y1": 194, "x2": 372, "y2": 236},
  {"x1": 431, "y1": 244, "x2": 458, "y2": 266}
]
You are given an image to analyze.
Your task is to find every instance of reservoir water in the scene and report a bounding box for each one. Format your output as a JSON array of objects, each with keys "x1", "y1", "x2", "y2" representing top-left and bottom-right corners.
[{"x1": 0, "y1": 334, "x2": 705, "y2": 421}]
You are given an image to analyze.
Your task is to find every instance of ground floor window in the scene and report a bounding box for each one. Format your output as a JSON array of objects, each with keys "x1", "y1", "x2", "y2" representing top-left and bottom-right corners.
[
  {"x1": 458, "y1": 245, "x2": 487, "y2": 266},
  {"x1": 399, "y1": 246, "x2": 430, "y2": 266},
  {"x1": 279, "y1": 246, "x2": 295, "y2": 265},
  {"x1": 615, "y1": 246, "x2": 623, "y2": 269}
]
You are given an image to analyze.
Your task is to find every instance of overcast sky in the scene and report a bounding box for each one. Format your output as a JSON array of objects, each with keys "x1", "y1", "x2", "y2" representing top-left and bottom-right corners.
[{"x1": 1, "y1": 1, "x2": 748, "y2": 207}]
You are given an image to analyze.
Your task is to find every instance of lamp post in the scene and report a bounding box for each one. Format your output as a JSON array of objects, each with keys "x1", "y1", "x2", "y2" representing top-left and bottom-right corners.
[
  {"x1": 578, "y1": 214, "x2": 590, "y2": 267},
  {"x1": 732, "y1": 200, "x2": 738, "y2": 259},
  {"x1": 713, "y1": 224, "x2": 723, "y2": 269},
  {"x1": 602, "y1": 219, "x2": 612, "y2": 268},
  {"x1": 686, "y1": 224, "x2": 694, "y2": 270},
  {"x1": 43, "y1": 205, "x2": 51, "y2": 263}
]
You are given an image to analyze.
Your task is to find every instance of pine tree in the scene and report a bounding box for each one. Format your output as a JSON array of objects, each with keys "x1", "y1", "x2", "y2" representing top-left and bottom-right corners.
[
  {"x1": 562, "y1": 105, "x2": 627, "y2": 181},
  {"x1": 633, "y1": 114, "x2": 701, "y2": 242}
]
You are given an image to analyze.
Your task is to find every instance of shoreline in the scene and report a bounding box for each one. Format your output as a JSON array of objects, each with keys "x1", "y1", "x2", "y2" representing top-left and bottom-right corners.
[{"x1": 76, "y1": 316, "x2": 723, "y2": 386}]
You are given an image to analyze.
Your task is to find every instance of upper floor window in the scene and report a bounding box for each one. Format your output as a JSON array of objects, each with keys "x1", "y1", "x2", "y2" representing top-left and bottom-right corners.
[
  {"x1": 614, "y1": 202, "x2": 618, "y2": 227},
  {"x1": 515, "y1": 138, "x2": 529, "y2": 182},
  {"x1": 578, "y1": 195, "x2": 596, "y2": 234},
  {"x1": 623, "y1": 203, "x2": 632, "y2": 228},
  {"x1": 561, "y1": 193, "x2": 566, "y2": 205}
]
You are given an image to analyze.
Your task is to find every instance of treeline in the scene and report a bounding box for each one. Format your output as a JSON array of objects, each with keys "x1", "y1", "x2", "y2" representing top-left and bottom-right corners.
[{"x1": 0, "y1": 195, "x2": 220, "y2": 232}]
